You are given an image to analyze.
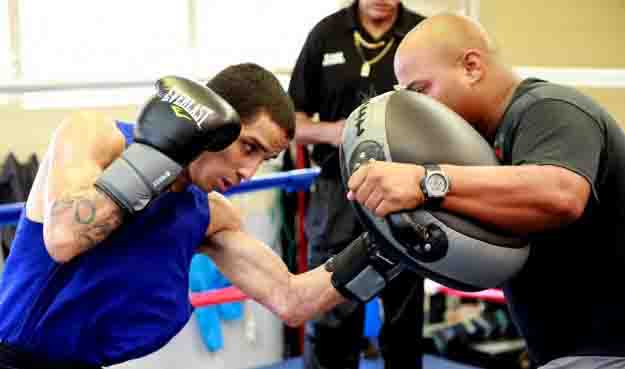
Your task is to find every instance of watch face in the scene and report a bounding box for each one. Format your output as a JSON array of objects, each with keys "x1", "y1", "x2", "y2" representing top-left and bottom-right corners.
[{"x1": 426, "y1": 173, "x2": 448, "y2": 197}]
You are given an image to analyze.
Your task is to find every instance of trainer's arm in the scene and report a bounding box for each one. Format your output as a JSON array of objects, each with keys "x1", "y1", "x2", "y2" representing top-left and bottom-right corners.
[
  {"x1": 43, "y1": 112, "x2": 125, "y2": 263},
  {"x1": 294, "y1": 112, "x2": 344, "y2": 146},
  {"x1": 199, "y1": 192, "x2": 345, "y2": 326},
  {"x1": 349, "y1": 100, "x2": 599, "y2": 235},
  {"x1": 441, "y1": 164, "x2": 590, "y2": 234},
  {"x1": 349, "y1": 161, "x2": 590, "y2": 235}
]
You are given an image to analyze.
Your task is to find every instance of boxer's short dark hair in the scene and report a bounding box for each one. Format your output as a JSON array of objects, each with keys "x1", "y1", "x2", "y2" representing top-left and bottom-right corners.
[{"x1": 207, "y1": 63, "x2": 295, "y2": 139}]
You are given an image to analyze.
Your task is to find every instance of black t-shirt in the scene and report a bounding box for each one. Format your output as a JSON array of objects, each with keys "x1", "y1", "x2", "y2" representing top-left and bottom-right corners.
[
  {"x1": 497, "y1": 79, "x2": 625, "y2": 365},
  {"x1": 288, "y1": 2, "x2": 424, "y2": 174}
]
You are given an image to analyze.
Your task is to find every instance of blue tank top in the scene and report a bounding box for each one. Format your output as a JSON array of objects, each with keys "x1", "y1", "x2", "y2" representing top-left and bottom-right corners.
[{"x1": 0, "y1": 122, "x2": 211, "y2": 366}]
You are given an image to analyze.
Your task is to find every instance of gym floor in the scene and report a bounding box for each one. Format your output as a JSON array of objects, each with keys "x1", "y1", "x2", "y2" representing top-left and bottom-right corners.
[{"x1": 255, "y1": 355, "x2": 480, "y2": 369}]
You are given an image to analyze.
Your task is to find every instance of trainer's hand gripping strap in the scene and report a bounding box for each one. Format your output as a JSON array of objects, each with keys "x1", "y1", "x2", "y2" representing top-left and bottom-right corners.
[{"x1": 326, "y1": 233, "x2": 404, "y2": 303}]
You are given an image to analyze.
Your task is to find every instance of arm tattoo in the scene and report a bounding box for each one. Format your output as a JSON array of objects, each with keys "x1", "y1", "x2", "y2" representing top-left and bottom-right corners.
[
  {"x1": 48, "y1": 188, "x2": 123, "y2": 254},
  {"x1": 73, "y1": 199, "x2": 96, "y2": 224}
]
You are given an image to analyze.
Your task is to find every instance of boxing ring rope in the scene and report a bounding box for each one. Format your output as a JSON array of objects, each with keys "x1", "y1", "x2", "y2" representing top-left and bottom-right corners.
[
  {"x1": 435, "y1": 286, "x2": 505, "y2": 305},
  {"x1": 0, "y1": 168, "x2": 321, "y2": 227},
  {"x1": 0, "y1": 167, "x2": 506, "y2": 307},
  {"x1": 0, "y1": 202, "x2": 25, "y2": 227}
]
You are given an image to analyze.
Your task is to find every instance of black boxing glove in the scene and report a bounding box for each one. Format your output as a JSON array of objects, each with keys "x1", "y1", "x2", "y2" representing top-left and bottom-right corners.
[{"x1": 95, "y1": 76, "x2": 241, "y2": 214}]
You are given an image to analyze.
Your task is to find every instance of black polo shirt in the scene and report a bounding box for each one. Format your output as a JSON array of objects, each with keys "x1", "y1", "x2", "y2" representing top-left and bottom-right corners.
[{"x1": 288, "y1": 2, "x2": 424, "y2": 174}]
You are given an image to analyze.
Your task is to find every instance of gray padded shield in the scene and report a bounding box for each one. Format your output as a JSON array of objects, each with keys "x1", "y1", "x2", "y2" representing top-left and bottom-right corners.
[{"x1": 340, "y1": 90, "x2": 530, "y2": 291}]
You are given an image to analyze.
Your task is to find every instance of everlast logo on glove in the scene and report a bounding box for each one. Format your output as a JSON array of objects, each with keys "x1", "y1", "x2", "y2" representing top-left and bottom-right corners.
[
  {"x1": 95, "y1": 75, "x2": 240, "y2": 215},
  {"x1": 170, "y1": 106, "x2": 193, "y2": 121},
  {"x1": 158, "y1": 89, "x2": 216, "y2": 129}
]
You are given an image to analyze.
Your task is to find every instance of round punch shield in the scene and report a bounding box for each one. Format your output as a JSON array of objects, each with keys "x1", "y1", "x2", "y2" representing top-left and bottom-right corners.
[{"x1": 339, "y1": 90, "x2": 530, "y2": 292}]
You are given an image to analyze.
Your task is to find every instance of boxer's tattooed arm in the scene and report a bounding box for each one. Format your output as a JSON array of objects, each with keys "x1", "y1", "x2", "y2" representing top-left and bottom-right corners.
[{"x1": 46, "y1": 187, "x2": 123, "y2": 256}]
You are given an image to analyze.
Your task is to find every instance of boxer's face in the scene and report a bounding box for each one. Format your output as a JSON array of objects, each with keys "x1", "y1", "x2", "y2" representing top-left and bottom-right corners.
[
  {"x1": 188, "y1": 111, "x2": 289, "y2": 193},
  {"x1": 359, "y1": 0, "x2": 400, "y2": 22}
]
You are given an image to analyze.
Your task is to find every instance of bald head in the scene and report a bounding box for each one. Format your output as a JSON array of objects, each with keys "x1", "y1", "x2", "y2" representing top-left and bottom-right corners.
[
  {"x1": 398, "y1": 13, "x2": 497, "y2": 66},
  {"x1": 394, "y1": 14, "x2": 519, "y2": 139}
]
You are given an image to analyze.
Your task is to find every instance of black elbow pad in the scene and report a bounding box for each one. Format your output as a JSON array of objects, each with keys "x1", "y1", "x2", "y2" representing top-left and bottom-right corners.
[{"x1": 326, "y1": 233, "x2": 403, "y2": 303}]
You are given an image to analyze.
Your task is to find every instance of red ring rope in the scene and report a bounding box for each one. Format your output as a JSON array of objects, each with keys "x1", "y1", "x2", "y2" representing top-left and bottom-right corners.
[
  {"x1": 190, "y1": 286, "x2": 248, "y2": 307},
  {"x1": 189, "y1": 286, "x2": 506, "y2": 307}
]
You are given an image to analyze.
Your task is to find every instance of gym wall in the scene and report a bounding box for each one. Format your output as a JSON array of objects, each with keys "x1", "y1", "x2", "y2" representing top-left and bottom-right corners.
[
  {"x1": 481, "y1": 1, "x2": 625, "y2": 68},
  {"x1": 480, "y1": 0, "x2": 625, "y2": 122},
  {"x1": 1, "y1": 104, "x2": 138, "y2": 161},
  {"x1": 2, "y1": 1, "x2": 624, "y2": 163}
]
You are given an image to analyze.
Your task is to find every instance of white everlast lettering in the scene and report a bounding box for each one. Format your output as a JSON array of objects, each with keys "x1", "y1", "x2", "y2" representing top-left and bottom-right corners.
[
  {"x1": 152, "y1": 170, "x2": 172, "y2": 189},
  {"x1": 158, "y1": 89, "x2": 215, "y2": 128}
]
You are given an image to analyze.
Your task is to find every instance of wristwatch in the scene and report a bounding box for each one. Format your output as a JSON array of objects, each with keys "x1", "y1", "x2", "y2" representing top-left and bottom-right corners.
[{"x1": 419, "y1": 164, "x2": 451, "y2": 208}]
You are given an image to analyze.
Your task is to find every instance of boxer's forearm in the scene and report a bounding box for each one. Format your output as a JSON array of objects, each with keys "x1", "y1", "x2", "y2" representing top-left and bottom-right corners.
[
  {"x1": 43, "y1": 186, "x2": 123, "y2": 263},
  {"x1": 202, "y1": 229, "x2": 296, "y2": 320},
  {"x1": 202, "y1": 230, "x2": 345, "y2": 326},
  {"x1": 441, "y1": 164, "x2": 589, "y2": 234},
  {"x1": 287, "y1": 266, "x2": 347, "y2": 326}
]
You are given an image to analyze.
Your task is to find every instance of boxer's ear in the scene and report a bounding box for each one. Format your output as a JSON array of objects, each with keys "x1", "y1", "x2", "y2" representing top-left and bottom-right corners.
[{"x1": 461, "y1": 49, "x2": 484, "y2": 85}]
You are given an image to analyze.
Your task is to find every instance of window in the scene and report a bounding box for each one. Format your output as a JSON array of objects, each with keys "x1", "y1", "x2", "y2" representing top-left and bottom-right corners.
[
  {"x1": 194, "y1": 1, "x2": 338, "y2": 76},
  {"x1": 0, "y1": 2, "x2": 11, "y2": 81},
  {"x1": 19, "y1": 1, "x2": 193, "y2": 83},
  {"x1": 21, "y1": 87, "x2": 153, "y2": 110},
  {"x1": 13, "y1": 1, "x2": 340, "y2": 108},
  {"x1": 18, "y1": 1, "x2": 340, "y2": 84},
  {"x1": 0, "y1": 3, "x2": 11, "y2": 104}
]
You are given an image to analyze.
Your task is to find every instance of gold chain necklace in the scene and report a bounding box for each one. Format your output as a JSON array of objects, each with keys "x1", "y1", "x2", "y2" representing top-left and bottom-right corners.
[{"x1": 353, "y1": 30, "x2": 395, "y2": 78}]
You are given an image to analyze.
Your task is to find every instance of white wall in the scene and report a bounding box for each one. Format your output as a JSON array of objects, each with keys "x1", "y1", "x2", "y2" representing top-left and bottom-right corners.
[{"x1": 115, "y1": 302, "x2": 284, "y2": 369}]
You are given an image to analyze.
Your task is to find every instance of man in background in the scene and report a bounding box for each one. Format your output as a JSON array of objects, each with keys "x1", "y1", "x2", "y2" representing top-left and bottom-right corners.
[{"x1": 288, "y1": 1, "x2": 425, "y2": 368}]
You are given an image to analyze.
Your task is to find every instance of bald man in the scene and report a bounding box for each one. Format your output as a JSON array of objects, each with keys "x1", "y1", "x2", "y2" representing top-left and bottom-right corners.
[{"x1": 347, "y1": 14, "x2": 625, "y2": 369}]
